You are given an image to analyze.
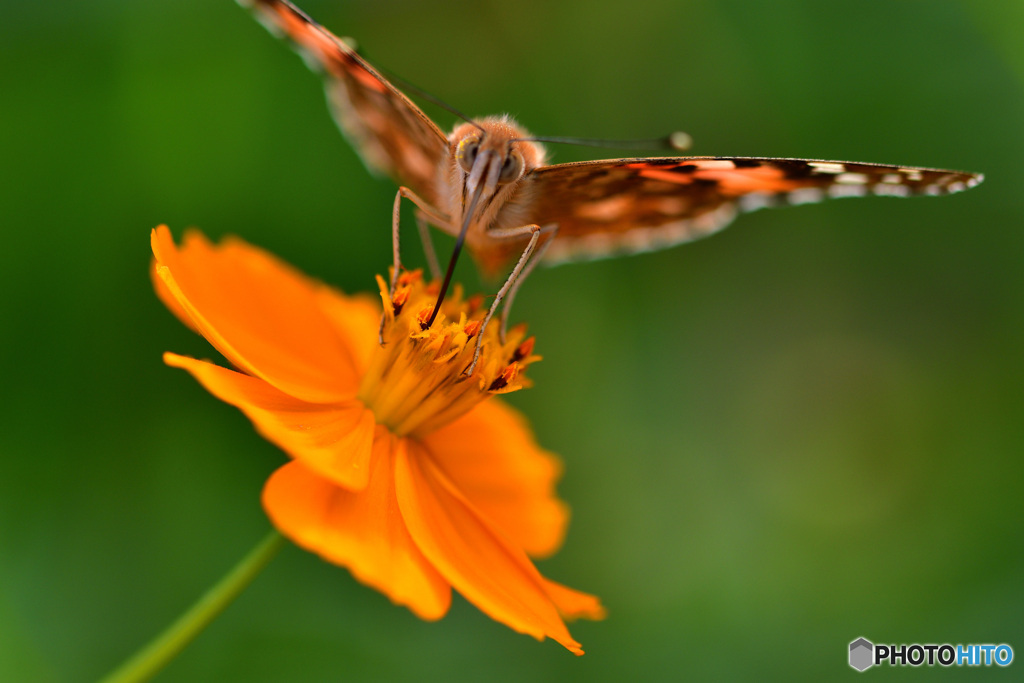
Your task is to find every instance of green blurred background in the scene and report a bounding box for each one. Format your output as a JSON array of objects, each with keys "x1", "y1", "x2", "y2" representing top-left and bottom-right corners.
[{"x1": 2, "y1": 0, "x2": 1021, "y2": 680}]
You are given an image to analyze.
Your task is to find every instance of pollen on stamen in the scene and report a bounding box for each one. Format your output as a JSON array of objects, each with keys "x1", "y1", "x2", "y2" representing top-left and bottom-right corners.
[
  {"x1": 388, "y1": 270, "x2": 422, "y2": 317},
  {"x1": 416, "y1": 306, "x2": 433, "y2": 330},
  {"x1": 359, "y1": 269, "x2": 540, "y2": 438},
  {"x1": 392, "y1": 289, "x2": 410, "y2": 316},
  {"x1": 488, "y1": 363, "x2": 520, "y2": 392},
  {"x1": 512, "y1": 336, "x2": 536, "y2": 362}
]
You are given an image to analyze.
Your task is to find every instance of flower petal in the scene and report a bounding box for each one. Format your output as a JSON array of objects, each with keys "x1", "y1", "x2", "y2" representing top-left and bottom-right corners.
[
  {"x1": 315, "y1": 287, "x2": 382, "y2": 374},
  {"x1": 263, "y1": 444, "x2": 451, "y2": 621},
  {"x1": 165, "y1": 352, "x2": 375, "y2": 491},
  {"x1": 151, "y1": 259, "x2": 197, "y2": 333},
  {"x1": 423, "y1": 400, "x2": 569, "y2": 558},
  {"x1": 541, "y1": 579, "x2": 607, "y2": 621},
  {"x1": 152, "y1": 226, "x2": 361, "y2": 403},
  {"x1": 395, "y1": 441, "x2": 586, "y2": 655}
]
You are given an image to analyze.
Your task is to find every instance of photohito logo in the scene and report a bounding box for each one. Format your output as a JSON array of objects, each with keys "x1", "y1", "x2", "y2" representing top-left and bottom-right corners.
[{"x1": 849, "y1": 637, "x2": 1013, "y2": 671}]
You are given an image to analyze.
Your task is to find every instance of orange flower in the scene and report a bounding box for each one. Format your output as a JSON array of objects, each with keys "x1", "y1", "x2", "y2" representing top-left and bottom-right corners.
[{"x1": 151, "y1": 226, "x2": 604, "y2": 654}]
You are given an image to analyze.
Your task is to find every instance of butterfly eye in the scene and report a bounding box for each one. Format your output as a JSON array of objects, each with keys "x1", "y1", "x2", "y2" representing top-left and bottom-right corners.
[
  {"x1": 456, "y1": 136, "x2": 480, "y2": 173},
  {"x1": 498, "y1": 150, "x2": 523, "y2": 184}
]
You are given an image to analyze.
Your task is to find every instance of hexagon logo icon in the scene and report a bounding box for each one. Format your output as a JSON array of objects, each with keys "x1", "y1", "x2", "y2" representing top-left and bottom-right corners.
[{"x1": 849, "y1": 637, "x2": 874, "y2": 671}]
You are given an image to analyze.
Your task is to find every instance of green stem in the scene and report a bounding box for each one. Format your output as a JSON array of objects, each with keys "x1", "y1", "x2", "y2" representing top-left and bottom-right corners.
[{"x1": 99, "y1": 529, "x2": 286, "y2": 683}]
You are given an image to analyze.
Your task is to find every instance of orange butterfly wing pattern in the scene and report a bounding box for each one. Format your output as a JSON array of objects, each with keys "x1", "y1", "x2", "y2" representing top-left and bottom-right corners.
[
  {"x1": 240, "y1": 0, "x2": 983, "y2": 279},
  {"x1": 242, "y1": 0, "x2": 447, "y2": 203},
  {"x1": 514, "y1": 157, "x2": 983, "y2": 264}
]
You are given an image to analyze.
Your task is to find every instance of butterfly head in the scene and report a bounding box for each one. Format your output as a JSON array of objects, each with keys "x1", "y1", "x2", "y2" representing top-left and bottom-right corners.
[{"x1": 448, "y1": 117, "x2": 546, "y2": 219}]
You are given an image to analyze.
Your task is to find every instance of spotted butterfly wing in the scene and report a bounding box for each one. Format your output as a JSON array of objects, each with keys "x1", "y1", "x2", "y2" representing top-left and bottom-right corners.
[
  {"x1": 510, "y1": 157, "x2": 983, "y2": 265},
  {"x1": 241, "y1": 0, "x2": 446, "y2": 204},
  {"x1": 240, "y1": 0, "x2": 983, "y2": 278}
]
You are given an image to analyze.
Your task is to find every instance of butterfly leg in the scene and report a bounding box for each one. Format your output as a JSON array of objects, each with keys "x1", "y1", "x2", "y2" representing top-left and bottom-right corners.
[
  {"x1": 380, "y1": 186, "x2": 450, "y2": 344},
  {"x1": 497, "y1": 223, "x2": 558, "y2": 343},
  {"x1": 464, "y1": 223, "x2": 554, "y2": 377}
]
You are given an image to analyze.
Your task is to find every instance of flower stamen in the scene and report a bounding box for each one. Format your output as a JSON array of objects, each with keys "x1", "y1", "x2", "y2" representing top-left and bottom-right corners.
[{"x1": 357, "y1": 271, "x2": 539, "y2": 439}]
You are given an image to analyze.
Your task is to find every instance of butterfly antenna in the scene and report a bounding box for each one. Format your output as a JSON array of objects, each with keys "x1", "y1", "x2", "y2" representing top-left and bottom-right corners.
[
  {"x1": 370, "y1": 64, "x2": 485, "y2": 133},
  {"x1": 513, "y1": 131, "x2": 692, "y2": 151}
]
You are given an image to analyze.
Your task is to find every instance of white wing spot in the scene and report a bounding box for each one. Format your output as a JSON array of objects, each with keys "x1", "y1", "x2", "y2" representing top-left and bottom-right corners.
[
  {"x1": 659, "y1": 222, "x2": 692, "y2": 245},
  {"x1": 947, "y1": 181, "x2": 967, "y2": 193},
  {"x1": 691, "y1": 203, "x2": 737, "y2": 235},
  {"x1": 251, "y1": 8, "x2": 286, "y2": 39},
  {"x1": 881, "y1": 174, "x2": 903, "y2": 184},
  {"x1": 620, "y1": 227, "x2": 655, "y2": 253},
  {"x1": 903, "y1": 169, "x2": 924, "y2": 182},
  {"x1": 836, "y1": 172, "x2": 870, "y2": 185},
  {"x1": 873, "y1": 183, "x2": 911, "y2": 197},
  {"x1": 694, "y1": 160, "x2": 737, "y2": 170},
  {"x1": 809, "y1": 162, "x2": 846, "y2": 174},
  {"x1": 966, "y1": 175, "x2": 983, "y2": 188},
  {"x1": 299, "y1": 48, "x2": 326, "y2": 73},
  {"x1": 828, "y1": 184, "x2": 868, "y2": 198},
  {"x1": 923, "y1": 184, "x2": 942, "y2": 196},
  {"x1": 787, "y1": 187, "x2": 825, "y2": 205},
  {"x1": 738, "y1": 192, "x2": 774, "y2": 212}
]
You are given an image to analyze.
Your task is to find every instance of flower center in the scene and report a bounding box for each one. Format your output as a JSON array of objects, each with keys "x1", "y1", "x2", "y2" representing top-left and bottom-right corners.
[{"x1": 356, "y1": 271, "x2": 538, "y2": 438}]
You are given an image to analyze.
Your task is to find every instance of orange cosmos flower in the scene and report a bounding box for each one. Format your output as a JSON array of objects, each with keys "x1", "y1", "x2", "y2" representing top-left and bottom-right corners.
[{"x1": 151, "y1": 226, "x2": 604, "y2": 654}]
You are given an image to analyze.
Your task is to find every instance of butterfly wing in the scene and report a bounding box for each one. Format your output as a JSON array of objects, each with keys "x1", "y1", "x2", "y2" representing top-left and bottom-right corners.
[
  {"x1": 506, "y1": 157, "x2": 982, "y2": 265},
  {"x1": 241, "y1": 0, "x2": 448, "y2": 203}
]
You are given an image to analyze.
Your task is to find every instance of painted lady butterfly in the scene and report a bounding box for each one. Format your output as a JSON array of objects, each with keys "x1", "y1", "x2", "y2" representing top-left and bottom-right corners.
[{"x1": 239, "y1": 0, "x2": 983, "y2": 358}]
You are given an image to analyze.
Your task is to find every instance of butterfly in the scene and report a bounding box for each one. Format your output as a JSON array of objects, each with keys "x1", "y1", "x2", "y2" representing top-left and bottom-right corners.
[{"x1": 239, "y1": 0, "x2": 983, "y2": 366}]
